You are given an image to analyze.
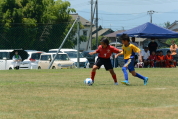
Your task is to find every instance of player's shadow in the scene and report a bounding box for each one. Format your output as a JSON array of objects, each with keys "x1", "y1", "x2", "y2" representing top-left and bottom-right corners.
[{"x1": 99, "y1": 84, "x2": 145, "y2": 86}]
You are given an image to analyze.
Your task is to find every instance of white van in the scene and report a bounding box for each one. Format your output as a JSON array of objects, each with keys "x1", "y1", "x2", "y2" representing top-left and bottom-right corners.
[
  {"x1": 0, "y1": 50, "x2": 14, "y2": 70},
  {"x1": 0, "y1": 50, "x2": 30, "y2": 70},
  {"x1": 49, "y1": 49, "x2": 89, "y2": 68}
]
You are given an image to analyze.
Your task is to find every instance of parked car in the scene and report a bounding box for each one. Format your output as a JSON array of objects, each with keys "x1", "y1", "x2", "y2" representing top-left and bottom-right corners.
[
  {"x1": 157, "y1": 48, "x2": 178, "y2": 65},
  {"x1": 0, "y1": 49, "x2": 28, "y2": 70},
  {"x1": 38, "y1": 53, "x2": 75, "y2": 69},
  {"x1": 82, "y1": 50, "x2": 97, "y2": 68},
  {"x1": 49, "y1": 49, "x2": 89, "y2": 68},
  {"x1": 20, "y1": 50, "x2": 45, "y2": 69}
]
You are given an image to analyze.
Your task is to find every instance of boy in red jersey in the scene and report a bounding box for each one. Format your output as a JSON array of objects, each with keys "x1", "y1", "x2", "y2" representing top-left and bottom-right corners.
[
  {"x1": 148, "y1": 51, "x2": 157, "y2": 67},
  {"x1": 165, "y1": 50, "x2": 176, "y2": 67},
  {"x1": 89, "y1": 37, "x2": 122, "y2": 85},
  {"x1": 155, "y1": 51, "x2": 160, "y2": 67},
  {"x1": 156, "y1": 51, "x2": 165, "y2": 67}
]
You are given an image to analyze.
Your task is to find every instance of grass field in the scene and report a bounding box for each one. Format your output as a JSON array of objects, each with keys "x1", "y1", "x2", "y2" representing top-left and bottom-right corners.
[{"x1": 0, "y1": 68, "x2": 178, "y2": 119}]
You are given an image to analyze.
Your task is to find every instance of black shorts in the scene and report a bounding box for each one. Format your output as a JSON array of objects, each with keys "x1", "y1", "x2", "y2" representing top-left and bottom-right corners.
[{"x1": 95, "y1": 57, "x2": 113, "y2": 70}]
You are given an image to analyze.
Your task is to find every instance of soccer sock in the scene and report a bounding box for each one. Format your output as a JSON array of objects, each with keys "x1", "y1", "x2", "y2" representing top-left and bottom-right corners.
[
  {"x1": 112, "y1": 74, "x2": 117, "y2": 83},
  {"x1": 136, "y1": 73, "x2": 145, "y2": 80},
  {"x1": 174, "y1": 62, "x2": 177, "y2": 67},
  {"x1": 122, "y1": 67, "x2": 128, "y2": 81},
  {"x1": 91, "y1": 72, "x2": 96, "y2": 81}
]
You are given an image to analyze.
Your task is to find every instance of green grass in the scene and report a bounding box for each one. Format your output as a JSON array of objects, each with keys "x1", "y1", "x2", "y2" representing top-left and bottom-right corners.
[{"x1": 0, "y1": 68, "x2": 178, "y2": 119}]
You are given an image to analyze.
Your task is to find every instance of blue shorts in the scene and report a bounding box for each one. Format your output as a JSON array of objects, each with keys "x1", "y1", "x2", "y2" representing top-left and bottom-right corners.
[{"x1": 124, "y1": 59, "x2": 135, "y2": 72}]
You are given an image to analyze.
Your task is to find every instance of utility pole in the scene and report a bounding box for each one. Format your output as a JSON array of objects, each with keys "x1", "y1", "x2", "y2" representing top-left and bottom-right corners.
[
  {"x1": 90, "y1": 0, "x2": 94, "y2": 50},
  {"x1": 147, "y1": 10, "x2": 155, "y2": 23},
  {"x1": 77, "y1": 17, "x2": 80, "y2": 68},
  {"x1": 86, "y1": 0, "x2": 96, "y2": 50},
  {"x1": 96, "y1": 0, "x2": 98, "y2": 49}
]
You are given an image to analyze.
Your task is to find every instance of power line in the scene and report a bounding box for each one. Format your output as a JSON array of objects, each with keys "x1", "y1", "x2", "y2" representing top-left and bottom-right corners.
[
  {"x1": 77, "y1": 10, "x2": 178, "y2": 16},
  {"x1": 77, "y1": 10, "x2": 146, "y2": 15},
  {"x1": 101, "y1": 15, "x2": 147, "y2": 21}
]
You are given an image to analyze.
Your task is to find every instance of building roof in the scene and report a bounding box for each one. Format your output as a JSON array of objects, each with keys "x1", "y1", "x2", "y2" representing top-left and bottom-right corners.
[
  {"x1": 105, "y1": 30, "x2": 125, "y2": 38},
  {"x1": 168, "y1": 20, "x2": 178, "y2": 29},
  {"x1": 170, "y1": 28, "x2": 178, "y2": 32},
  {"x1": 70, "y1": 14, "x2": 94, "y2": 26},
  {"x1": 92, "y1": 28, "x2": 112, "y2": 38}
]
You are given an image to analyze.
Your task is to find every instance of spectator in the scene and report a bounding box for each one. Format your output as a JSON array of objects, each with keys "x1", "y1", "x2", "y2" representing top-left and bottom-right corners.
[
  {"x1": 130, "y1": 37, "x2": 138, "y2": 47},
  {"x1": 155, "y1": 51, "x2": 160, "y2": 67},
  {"x1": 148, "y1": 51, "x2": 157, "y2": 68},
  {"x1": 148, "y1": 38, "x2": 158, "y2": 54},
  {"x1": 165, "y1": 50, "x2": 176, "y2": 68},
  {"x1": 12, "y1": 51, "x2": 22, "y2": 70},
  {"x1": 141, "y1": 47, "x2": 150, "y2": 67},
  {"x1": 170, "y1": 40, "x2": 177, "y2": 60},
  {"x1": 156, "y1": 51, "x2": 165, "y2": 67}
]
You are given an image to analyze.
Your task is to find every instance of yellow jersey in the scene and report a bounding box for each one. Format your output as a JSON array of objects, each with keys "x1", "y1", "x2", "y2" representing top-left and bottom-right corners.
[{"x1": 121, "y1": 44, "x2": 140, "y2": 59}]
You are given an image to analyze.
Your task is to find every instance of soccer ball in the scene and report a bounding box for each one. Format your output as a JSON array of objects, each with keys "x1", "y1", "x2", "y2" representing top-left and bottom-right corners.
[{"x1": 84, "y1": 78, "x2": 93, "y2": 86}]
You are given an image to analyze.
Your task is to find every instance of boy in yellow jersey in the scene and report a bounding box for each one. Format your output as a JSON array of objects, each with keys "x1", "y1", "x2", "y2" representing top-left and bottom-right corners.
[{"x1": 115, "y1": 34, "x2": 148, "y2": 85}]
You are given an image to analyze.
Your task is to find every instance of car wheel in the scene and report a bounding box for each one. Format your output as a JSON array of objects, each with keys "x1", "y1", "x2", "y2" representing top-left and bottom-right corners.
[
  {"x1": 9, "y1": 67, "x2": 12, "y2": 70},
  {"x1": 38, "y1": 66, "x2": 41, "y2": 69},
  {"x1": 52, "y1": 66, "x2": 56, "y2": 69}
]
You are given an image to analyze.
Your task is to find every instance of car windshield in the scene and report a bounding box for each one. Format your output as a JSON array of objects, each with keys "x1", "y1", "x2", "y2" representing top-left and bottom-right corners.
[
  {"x1": 31, "y1": 53, "x2": 42, "y2": 60},
  {"x1": 64, "y1": 51, "x2": 84, "y2": 58},
  {"x1": 0, "y1": 52, "x2": 10, "y2": 59},
  {"x1": 53, "y1": 54, "x2": 69, "y2": 61}
]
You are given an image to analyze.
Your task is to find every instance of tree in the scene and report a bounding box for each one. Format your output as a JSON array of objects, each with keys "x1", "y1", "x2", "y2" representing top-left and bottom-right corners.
[
  {"x1": 166, "y1": 38, "x2": 178, "y2": 45},
  {"x1": 0, "y1": 0, "x2": 81, "y2": 51},
  {"x1": 164, "y1": 21, "x2": 171, "y2": 29},
  {"x1": 92, "y1": 36, "x2": 103, "y2": 50}
]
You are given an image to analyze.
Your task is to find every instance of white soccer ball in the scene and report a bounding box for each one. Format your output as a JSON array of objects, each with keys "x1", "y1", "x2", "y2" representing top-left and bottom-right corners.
[{"x1": 84, "y1": 78, "x2": 93, "y2": 86}]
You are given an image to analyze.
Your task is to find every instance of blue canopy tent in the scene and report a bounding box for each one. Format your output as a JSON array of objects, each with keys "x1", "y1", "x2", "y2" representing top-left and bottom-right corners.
[{"x1": 117, "y1": 22, "x2": 178, "y2": 38}]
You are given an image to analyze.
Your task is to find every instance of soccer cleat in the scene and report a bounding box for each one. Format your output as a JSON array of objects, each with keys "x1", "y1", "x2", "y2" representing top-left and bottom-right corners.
[
  {"x1": 144, "y1": 77, "x2": 149, "y2": 85},
  {"x1": 121, "y1": 80, "x2": 130, "y2": 85},
  {"x1": 114, "y1": 82, "x2": 119, "y2": 85}
]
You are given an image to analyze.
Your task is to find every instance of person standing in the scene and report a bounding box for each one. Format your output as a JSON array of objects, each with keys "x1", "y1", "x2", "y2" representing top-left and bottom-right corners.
[
  {"x1": 148, "y1": 38, "x2": 158, "y2": 54},
  {"x1": 12, "y1": 51, "x2": 22, "y2": 70},
  {"x1": 170, "y1": 40, "x2": 177, "y2": 62},
  {"x1": 130, "y1": 37, "x2": 138, "y2": 47}
]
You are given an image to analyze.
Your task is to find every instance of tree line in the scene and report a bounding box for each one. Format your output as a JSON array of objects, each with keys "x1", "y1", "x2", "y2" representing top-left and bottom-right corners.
[{"x1": 0, "y1": 0, "x2": 85, "y2": 51}]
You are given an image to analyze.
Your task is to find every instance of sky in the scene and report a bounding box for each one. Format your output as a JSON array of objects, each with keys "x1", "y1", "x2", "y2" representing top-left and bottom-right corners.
[{"x1": 65, "y1": 0, "x2": 178, "y2": 31}]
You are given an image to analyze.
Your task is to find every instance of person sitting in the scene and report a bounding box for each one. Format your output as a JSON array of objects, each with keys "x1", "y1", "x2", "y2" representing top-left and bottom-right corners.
[
  {"x1": 156, "y1": 51, "x2": 165, "y2": 67},
  {"x1": 12, "y1": 51, "x2": 22, "y2": 70},
  {"x1": 141, "y1": 47, "x2": 150, "y2": 67},
  {"x1": 165, "y1": 50, "x2": 176, "y2": 68},
  {"x1": 156, "y1": 51, "x2": 160, "y2": 67},
  {"x1": 148, "y1": 51, "x2": 157, "y2": 68}
]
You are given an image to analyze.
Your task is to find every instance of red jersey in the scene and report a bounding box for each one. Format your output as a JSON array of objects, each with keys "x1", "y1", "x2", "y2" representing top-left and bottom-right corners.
[
  {"x1": 149, "y1": 55, "x2": 157, "y2": 61},
  {"x1": 96, "y1": 45, "x2": 120, "y2": 58},
  {"x1": 165, "y1": 55, "x2": 173, "y2": 60},
  {"x1": 157, "y1": 55, "x2": 165, "y2": 60}
]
